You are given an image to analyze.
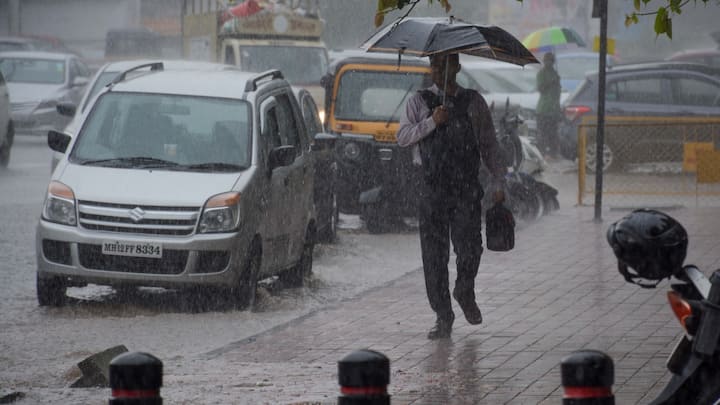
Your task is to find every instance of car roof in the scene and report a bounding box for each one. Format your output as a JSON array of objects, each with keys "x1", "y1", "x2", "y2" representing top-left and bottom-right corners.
[
  {"x1": 598, "y1": 61, "x2": 720, "y2": 76},
  {"x1": 461, "y1": 58, "x2": 539, "y2": 70},
  {"x1": 97, "y1": 59, "x2": 240, "y2": 73},
  {"x1": 327, "y1": 54, "x2": 428, "y2": 75},
  {"x1": 667, "y1": 48, "x2": 720, "y2": 59},
  {"x1": 555, "y1": 51, "x2": 603, "y2": 58},
  {"x1": 107, "y1": 69, "x2": 271, "y2": 99},
  {"x1": 0, "y1": 36, "x2": 33, "y2": 43},
  {"x1": 0, "y1": 50, "x2": 74, "y2": 60}
]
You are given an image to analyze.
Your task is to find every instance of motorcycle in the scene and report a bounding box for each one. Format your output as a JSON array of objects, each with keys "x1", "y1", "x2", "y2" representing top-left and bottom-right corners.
[{"x1": 607, "y1": 209, "x2": 720, "y2": 404}]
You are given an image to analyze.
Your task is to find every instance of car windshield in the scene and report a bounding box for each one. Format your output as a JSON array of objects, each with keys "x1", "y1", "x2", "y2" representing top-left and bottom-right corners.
[
  {"x1": 464, "y1": 66, "x2": 535, "y2": 93},
  {"x1": 0, "y1": 57, "x2": 65, "y2": 84},
  {"x1": 334, "y1": 70, "x2": 428, "y2": 122},
  {"x1": 240, "y1": 46, "x2": 328, "y2": 85},
  {"x1": 71, "y1": 92, "x2": 252, "y2": 171},
  {"x1": 464, "y1": 67, "x2": 534, "y2": 93}
]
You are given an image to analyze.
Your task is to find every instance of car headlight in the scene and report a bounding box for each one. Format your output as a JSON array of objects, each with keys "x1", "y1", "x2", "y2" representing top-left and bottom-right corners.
[
  {"x1": 343, "y1": 142, "x2": 361, "y2": 160},
  {"x1": 198, "y1": 192, "x2": 241, "y2": 233},
  {"x1": 318, "y1": 109, "x2": 326, "y2": 125},
  {"x1": 42, "y1": 181, "x2": 77, "y2": 226}
]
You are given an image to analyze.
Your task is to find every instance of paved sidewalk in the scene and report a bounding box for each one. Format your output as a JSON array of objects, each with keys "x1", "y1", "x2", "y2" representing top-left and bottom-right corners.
[{"x1": 168, "y1": 205, "x2": 720, "y2": 404}]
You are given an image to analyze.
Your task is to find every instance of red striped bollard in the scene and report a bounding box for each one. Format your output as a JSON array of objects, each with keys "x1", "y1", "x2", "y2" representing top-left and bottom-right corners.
[
  {"x1": 338, "y1": 349, "x2": 390, "y2": 405},
  {"x1": 108, "y1": 351, "x2": 163, "y2": 405},
  {"x1": 561, "y1": 350, "x2": 614, "y2": 404}
]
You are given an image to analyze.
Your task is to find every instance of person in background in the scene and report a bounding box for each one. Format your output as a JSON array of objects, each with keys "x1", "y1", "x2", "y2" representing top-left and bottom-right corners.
[
  {"x1": 536, "y1": 52, "x2": 562, "y2": 160},
  {"x1": 397, "y1": 53, "x2": 507, "y2": 340}
]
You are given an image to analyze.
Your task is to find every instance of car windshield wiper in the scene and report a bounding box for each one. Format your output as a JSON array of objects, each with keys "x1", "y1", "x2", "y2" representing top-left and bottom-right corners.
[
  {"x1": 174, "y1": 162, "x2": 247, "y2": 172},
  {"x1": 78, "y1": 157, "x2": 178, "y2": 168}
]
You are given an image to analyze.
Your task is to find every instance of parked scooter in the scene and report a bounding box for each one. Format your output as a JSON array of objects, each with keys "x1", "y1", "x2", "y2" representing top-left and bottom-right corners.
[
  {"x1": 485, "y1": 98, "x2": 559, "y2": 224},
  {"x1": 607, "y1": 209, "x2": 720, "y2": 404}
]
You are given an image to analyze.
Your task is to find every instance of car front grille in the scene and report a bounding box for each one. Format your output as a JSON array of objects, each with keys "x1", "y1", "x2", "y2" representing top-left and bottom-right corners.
[
  {"x1": 78, "y1": 244, "x2": 188, "y2": 275},
  {"x1": 78, "y1": 200, "x2": 200, "y2": 236}
]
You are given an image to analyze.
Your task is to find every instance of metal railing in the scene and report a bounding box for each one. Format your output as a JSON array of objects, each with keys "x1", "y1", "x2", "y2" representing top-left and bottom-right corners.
[{"x1": 576, "y1": 116, "x2": 720, "y2": 208}]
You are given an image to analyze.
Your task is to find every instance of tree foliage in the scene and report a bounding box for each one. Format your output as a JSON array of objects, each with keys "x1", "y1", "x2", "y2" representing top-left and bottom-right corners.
[
  {"x1": 623, "y1": 0, "x2": 715, "y2": 39},
  {"x1": 378, "y1": 0, "x2": 718, "y2": 39}
]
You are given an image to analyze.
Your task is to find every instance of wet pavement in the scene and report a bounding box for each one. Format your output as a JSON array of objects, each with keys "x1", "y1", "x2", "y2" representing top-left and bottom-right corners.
[{"x1": 164, "y1": 204, "x2": 720, "y2": 404}]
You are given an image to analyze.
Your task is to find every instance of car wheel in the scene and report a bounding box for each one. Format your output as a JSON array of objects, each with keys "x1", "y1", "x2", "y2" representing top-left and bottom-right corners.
[
  {"x1": 317, "y1": 193, "x2": 338, "y2": 243},
  {"x1": 0, "y1": 122, "x2": 13, "y2": 168},
  {"x1": 585, "y1": 141, "x2": 614, "y2": 173},
  {"x1": 231, "y1": 240, "x2": 261, "y2": 310},
  {"x1": 37, "y1": 273, "x2": 67, "y2": 307},
  {"x1": 279, "y1": 227, "x2": 315, "y2": 287}
]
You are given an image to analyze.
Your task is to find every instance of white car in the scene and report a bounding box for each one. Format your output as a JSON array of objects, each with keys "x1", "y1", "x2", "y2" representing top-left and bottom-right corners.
[
  {"x1": 37, "y1": 63, "x2": 317, "y2": 308},
  {"x1": 0, "y1": 51, "x2": 90, "y2": 137},
  {"x1": 0, "y1": 69, "x2": 12, "y2": 167}
]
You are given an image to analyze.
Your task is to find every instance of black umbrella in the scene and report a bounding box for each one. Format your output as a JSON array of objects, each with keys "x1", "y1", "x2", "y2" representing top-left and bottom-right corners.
[{"x1": 360, "y1": 16, "x2": 539, "y2": 67}]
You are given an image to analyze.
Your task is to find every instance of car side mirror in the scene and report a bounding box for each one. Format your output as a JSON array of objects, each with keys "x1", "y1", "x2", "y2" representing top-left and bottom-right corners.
[
  {"x1": 47, "y1": 130, "x2": 72, "y2": 153},
  {"x1": 268, "y1": 145, "x2": 296, "y2": 171},
  {"x1": 311, "y1": 132, "x2": 338, "y2": 152},
  {"x1": 72, "y1": 76, "x2": 89, "y2": 88},
  {"x1": 56, "y1": 102, "x2": 77, "y2": 117}
]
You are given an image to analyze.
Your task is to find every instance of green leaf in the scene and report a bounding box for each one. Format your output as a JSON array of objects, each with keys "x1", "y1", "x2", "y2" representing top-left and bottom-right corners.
[
  {"x1": 669, "y1": 0, "x2": 682, "y2": 14},
  {"x1": 654, "y1": 7, "x2": 668, "y2": 34},
  {"x1": 634, "y1": 0, "x2": 641, "y2": 11},
  {"x1": 666, "y1": 16, "x2": 673, "y2": 39},
  {"x1": 625, "y1": 14, "x2": 634, "y2": 27}
]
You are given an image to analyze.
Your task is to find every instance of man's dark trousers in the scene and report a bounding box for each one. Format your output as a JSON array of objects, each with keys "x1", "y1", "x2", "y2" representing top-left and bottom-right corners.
[{"x1": 418, "y1": 181, "x2": 484, "y2": 320}]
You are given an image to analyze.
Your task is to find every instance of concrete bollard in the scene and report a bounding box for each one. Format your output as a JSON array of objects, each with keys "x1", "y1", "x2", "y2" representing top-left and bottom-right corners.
[
  {"x1": 561, "y1": 349, "x2": 614, "y2": 405},
  {"x1": 108, "y1": 351, "x2": 163, "y2": 405},
  {"x1": 338, "y1": 349, "x2": 390, "y2": 405}
]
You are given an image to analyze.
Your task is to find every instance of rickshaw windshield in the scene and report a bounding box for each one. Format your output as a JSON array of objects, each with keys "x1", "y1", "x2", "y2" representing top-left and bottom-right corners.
[{"x1": 334, "y1": 70, "x2": 428, "y2": 122}]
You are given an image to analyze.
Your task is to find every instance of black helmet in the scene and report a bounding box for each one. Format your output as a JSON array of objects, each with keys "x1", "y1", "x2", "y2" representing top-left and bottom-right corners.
[{"x1": 606, "y1": 209, "x2": 688, "y2": 288}]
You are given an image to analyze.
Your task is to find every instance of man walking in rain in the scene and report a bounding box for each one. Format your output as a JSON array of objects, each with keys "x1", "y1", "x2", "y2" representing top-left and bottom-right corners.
[
  {"x1": 397, "y1": 53, "x2": 507, "y2": 339},
  {"x1": 536, "y1": 52, "x2": 562, "y2": 160}
]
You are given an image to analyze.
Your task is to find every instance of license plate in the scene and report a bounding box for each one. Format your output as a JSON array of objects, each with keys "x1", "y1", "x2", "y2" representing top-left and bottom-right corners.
[{"x1": 101, "y1": 241, "x2": 162, "y2": 258}]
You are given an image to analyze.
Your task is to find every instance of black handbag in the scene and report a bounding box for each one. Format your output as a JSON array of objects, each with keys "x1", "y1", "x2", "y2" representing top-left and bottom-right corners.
[{"x1": 485, "y1": 202, "x2": 515, "y2": 252}]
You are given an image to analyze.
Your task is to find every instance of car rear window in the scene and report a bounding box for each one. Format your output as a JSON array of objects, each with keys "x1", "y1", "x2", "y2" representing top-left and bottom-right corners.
[{"x1": 0, "y1": 57, "x2": 65, "y2": 84}]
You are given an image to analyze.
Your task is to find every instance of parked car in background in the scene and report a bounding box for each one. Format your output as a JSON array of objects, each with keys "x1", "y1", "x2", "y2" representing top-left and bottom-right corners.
[
  {"x1": 560, "y1": 62, "x2": 720, "y2": 171},
  {"x1": 0, "y1": 51, "x2": 90, "y2": 137},
  {"x1": 667, "y1": 48, "x2": 720, "y2": 68},
  {"x1": 37, "y1": 64, "x2": 318, "y2": 307},
  {"x1": 0, "y1": 69, "x2": 13, "y2": 167},
  {"x1": 0, "y1": 36, "x2": 64, "y2": 53},
  {"x1": 555, "y1": 50, "x2": 618, "y2": 93}
]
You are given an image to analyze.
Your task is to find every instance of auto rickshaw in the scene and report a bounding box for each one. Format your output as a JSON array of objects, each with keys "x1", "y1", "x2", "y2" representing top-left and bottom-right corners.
[{"x1": 321, "y1": 54, "x2": 431, "y2": 233}]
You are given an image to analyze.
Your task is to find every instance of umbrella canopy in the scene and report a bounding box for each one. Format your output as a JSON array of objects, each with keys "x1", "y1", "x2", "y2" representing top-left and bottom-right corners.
[
  {"x1": 521, "y1": 26, "x2": 586, "y2": 53},
  {"x1": 360, "y1": 17, "x2": 539, "y2": 66}
]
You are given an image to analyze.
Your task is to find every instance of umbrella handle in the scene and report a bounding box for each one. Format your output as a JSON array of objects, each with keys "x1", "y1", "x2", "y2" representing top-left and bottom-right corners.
[{"x1": 443, "y1": 57, "x2": 448, "y2": 105}]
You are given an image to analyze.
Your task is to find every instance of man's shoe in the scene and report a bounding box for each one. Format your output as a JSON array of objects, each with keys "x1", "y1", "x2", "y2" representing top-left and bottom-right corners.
[
  {"x1": 427, "y1": 315, "x2": 454, "y2": 340},
  {"x1": 453, "y1": 289, "x2": 483, "y2": 325}
]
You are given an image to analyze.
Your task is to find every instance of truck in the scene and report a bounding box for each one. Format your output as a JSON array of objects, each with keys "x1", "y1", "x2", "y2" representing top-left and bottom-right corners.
[{"x1": 181, "y1": 1, "x2": 329, "y2": 119}]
